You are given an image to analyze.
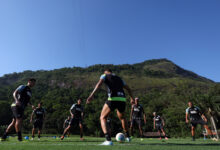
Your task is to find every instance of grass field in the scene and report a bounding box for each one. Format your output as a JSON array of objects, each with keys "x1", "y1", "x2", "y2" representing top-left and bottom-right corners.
[{"x1": 0, "y1": 136, "x2": 219, "y2": 150}]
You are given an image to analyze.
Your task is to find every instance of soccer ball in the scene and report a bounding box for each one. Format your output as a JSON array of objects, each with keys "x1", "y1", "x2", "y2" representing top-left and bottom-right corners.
[{"x1": 115, "y1": 133, "x2": 125, "y2": 142}]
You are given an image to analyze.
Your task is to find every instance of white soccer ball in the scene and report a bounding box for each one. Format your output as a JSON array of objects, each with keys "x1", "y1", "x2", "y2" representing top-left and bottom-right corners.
[{"x1": 115, "y1": 133, "x2": 125, "y2": 142}]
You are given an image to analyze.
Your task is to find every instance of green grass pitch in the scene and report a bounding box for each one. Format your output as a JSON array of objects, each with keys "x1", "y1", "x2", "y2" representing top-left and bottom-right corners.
[{"x1": 0, "y1": 136, "x2": 220, "y2": 150}]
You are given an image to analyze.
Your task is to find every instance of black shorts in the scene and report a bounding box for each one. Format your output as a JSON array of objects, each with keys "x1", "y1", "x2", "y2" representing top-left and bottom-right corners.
[
  {"x1": 191, "y1": 118, "x2": 207, "y2": 127},
  {"x1": 11, "y1": 106, "x2": 24, "y2": 119},
  {"x1": 33, "y1": 119, "x2": 43, "y2": 130},
  {"x1": 156, "y1": 124, "x2": 163, "y2": 130},
  {"x1": 105, "y1": 101, "x2": 126, "y2": 113},
  {"x1": 69, "y1": 117, "x2": 83, "y2": 126},
  {"x1": 131, "y1": 118, "x2": 142, "y2": 127}
]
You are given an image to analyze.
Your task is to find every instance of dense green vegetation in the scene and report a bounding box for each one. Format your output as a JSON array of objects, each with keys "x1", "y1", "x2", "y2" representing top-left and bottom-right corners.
[{"x1": 0, "y1": 59, "x2": 219, "y2": 137}]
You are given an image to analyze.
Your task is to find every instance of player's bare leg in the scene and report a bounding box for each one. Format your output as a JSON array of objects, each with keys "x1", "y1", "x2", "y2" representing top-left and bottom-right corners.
[
  {"x1": 158, "y1": 130, "x2": 162, "y2": 140},
  {"x1": 117, "y1": 110, "x2": 130, "y2": 141},
  {"x1": 61, "y1": 125, "x2": 71, "y2": 140},
  {"x1": 31, "y1": 128, "x2": 35, "y2": 140},
  {"x1": 1, "y1": 118, "x2": 16, "y2": 140},
  {"x1": 79, "y1": 123, "x2": 84, "y2": 140},
  {"x1": 15, "y1": 118, "x2": 22, "y2": 141},
  {"x1": 100, "y1": 104, "x2": 111, "y2": 141},
  {"x1": 161, "y1": 129, "x2": 168, "y2": 140},
  {"x1": 138, "y1": 125, "x2": 143, "y2": 138},
  {"x1": 191, "y1": 126, "x2": 195, "y2": 141},
  {"x1": 130, "y1": 124, "x2": 134, "y2": 137},
  {"x1": 38, "y1": 129, "x2": 41, "y2": 140}
]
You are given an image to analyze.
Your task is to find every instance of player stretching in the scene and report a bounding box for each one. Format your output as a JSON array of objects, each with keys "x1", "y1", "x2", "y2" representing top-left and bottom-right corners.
[
  {"x1": 63, "y1": 116, "x2": 71, "y2": 137},
  {"x1": 61, "y1": 99, "x2": 84, "y2": 140},
  {"x1": 87, "y1": 69, "x2": 134, "y2": 145},
  {"x1": 153, "y1": 112, "x2": 168, "y2": 140},
  {"x1": 130, "y1": 97, "x2": 147, "y2": 139},
  {"x1": 1, "y1": 78, "x2": 36, "y2": 141},
  {"x1": 30, "y1": 102, "x2": 46, "y2": 140},
  {"x1": 186, "y1": 101, "x2": 214, "y2": 141}
]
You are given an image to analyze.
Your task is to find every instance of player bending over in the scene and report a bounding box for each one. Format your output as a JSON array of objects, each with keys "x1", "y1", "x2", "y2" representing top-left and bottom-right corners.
[
  {"x1": 130, "y1": 97, "x2": 146, "y2": 139},
  {"x1": 63, "y1": 116, "x2": 71, "y2": 137},
  {"x1": 30, "y1": 102, "x2": 46, "y2": 140},
  {"x1": 153, "y1": 112, "x2": 168, "y2": 140},
  {"x1": 87, "y1": 69, "x2": 134, "y2": 146},
  {"x1": 1, "y1": 78, "x2": 36, "y2": 141},
  {"x1": 61, "y1": 98, "x2": 84, "y2": 140},
  {"x1": 185, "y1": 101, "x2": 213, "y2": 141}
]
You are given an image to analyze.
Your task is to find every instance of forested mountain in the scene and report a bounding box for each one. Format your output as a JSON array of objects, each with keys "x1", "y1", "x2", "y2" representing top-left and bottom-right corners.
[{"x1": 0, "y1": 59, "x2": 219, "y2": 137}]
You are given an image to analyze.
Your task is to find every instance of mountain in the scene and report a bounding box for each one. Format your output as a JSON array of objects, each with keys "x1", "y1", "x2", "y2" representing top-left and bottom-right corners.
[{"x1": 0, "y1": 58, "x2": 219, "y2": 137}]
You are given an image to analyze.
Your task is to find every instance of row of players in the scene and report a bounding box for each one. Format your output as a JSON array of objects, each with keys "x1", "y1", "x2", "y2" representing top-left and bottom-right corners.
[
  {"x1": 61, "y1": 98, "x2": 168, "y2": 141},
  {"x1": 0, "y1": 69, "x2": 217, "y2": 145}
]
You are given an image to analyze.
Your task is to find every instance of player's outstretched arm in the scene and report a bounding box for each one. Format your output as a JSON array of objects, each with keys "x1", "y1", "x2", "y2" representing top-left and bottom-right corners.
[
  {"x1": 143, "y1": 112, "x2": 147, "y2": 124},
  {"x1": 185, "y1": 113, "x2": 189, "y2": 123},
  {"x1": 30, "y1": 111, "x2": 34, "y2": 123},
  {"x1": 86, "y1": 79, "x2": 104, "y2": 104},
  {"x1": 13, "y1": 89, "x2": 20, "y2": 106},
  {"x1": 153, "y1": 118, "x2": 155, "y2": 129},
  {"x1": 201, "y1": 114, "x2": 208, "y2": 122},
  {"x1": 130, "y1": 105, "x2": 134, "y2": 122}
]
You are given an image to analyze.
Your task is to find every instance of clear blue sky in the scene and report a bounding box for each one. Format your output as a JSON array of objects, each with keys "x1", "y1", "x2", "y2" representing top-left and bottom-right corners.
[{"x1": 0, "y1": 0, "x2": 220, "y2": 82}]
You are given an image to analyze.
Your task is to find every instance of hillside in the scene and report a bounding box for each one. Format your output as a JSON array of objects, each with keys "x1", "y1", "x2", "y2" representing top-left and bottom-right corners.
[{"x1": 0, "y1": 58, "x2": 219, "y2": 137}]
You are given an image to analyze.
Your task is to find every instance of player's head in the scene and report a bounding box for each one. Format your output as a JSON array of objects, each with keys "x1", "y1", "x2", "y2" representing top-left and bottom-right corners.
[
  {"x1": 28, "y1": 78, "x2": 36, "y2": 87},
  {"x1": 77, "y1": 98, "x2": 82, "y2": 105},
  {"x1": 104, "y1": 69, "x2": 112, "y2": 75},
  {"x1": 153, "y1": 112, "x2": 156, "y2": 116},
  {"x1": 38, "y1": 102, "x2": 43, "y2": 107},
  {"x1": 135, "y1": 97, "x2": 139, "y2": 105},
  {"x1": 188, "y1": 101, "x2": 193, "y2": 108}
]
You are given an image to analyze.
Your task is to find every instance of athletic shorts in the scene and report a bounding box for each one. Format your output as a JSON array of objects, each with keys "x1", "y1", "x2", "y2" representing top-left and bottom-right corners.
[
  {"x1": 190, "y1": 118, "x2": 207, "y2": 127},
  {"x1": 33, "y1": 119, "x2": 43, "y2": 130},
  {"x1": 105, "y1": 101, "x2": 126, "y2": 113},
  {"x1": 156, "y1": 124, "x2": 163, "y2": 130},
  {"x1": 11, "y1": 106, "x2": 24, "y2": 119},
  {"x1": 69, "y1": 117, "x2": 83, "y2": 126},
  {"x1": 131, "y1": 118, "x2": 142, "y2": 127}
]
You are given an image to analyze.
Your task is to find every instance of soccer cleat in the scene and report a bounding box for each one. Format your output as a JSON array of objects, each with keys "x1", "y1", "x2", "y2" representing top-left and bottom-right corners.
[
  {"x1": 165, "y1": 137, "x2": 168, "y2": 140},
  {"x1": 159, "y1": 137, "x2": 162, "y2": 140},
  {"x1": 38, "y1": 138, "x2": 40, "y2": 140},
  {"x1": 126, "y1": 137, "x2": 131, "y2": 142},
  {"x1": 140, "y1": 138, "x2": 144, "y2": 141},
  {"x1": 60, "y1": 136, "x2": 64, "y2": 140},
  {"x1": 192, "y1": 137, "x2": 195, "y2": 141},
  {"x1": 80, "y1": 137, "x2": 84, "y2": 141},
  {"x1": 99, "y1": 140, "x2": 113, "y2": 146},
  {"x1": 31, "y1": 138, "x2": 34, "y2": 140}
]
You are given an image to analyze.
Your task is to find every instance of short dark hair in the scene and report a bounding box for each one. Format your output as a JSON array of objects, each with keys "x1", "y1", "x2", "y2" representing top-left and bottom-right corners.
[
  {"x1": 105, "y1": 69, "x2": 112, "y2": 73},
  {"x1": 28, "y1": 78, "x2": 36, "y2": 82},
  {"x1": 39, "y1": 101, "x2": 43, "y2": 105}
]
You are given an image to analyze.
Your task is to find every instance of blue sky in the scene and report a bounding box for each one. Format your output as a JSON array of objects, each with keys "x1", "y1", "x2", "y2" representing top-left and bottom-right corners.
[{"x1": 0, "y1": 0, "x2": 220, "y2": 82}]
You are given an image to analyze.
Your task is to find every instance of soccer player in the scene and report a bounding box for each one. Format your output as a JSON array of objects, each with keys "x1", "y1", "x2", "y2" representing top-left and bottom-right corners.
[
  {"x1": 87, "y1": 69, "x2": 134, "y2": 145},
  {"x1": 153, "y1": 112, "x2": 168, "y2": 140},
  {"x1": 185, "y1": 101, "x2": 213, "y2": 141},
  {"x1": 1, "y1": 78, "x2": 36, "y2": 141},
  {"x1": 61, "y1": 98, "x2": 84, "y2": 140},
  {"x1": 130, "y1": 97, "x2": 147, "y2": 139},
  {"x1": 30, "y1": 102, "x2": 46, "y2": 140},
  {"x1": 63, "y1": 116, "x2": 71, "y2": 137}
]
